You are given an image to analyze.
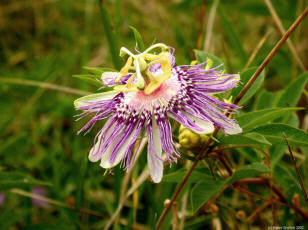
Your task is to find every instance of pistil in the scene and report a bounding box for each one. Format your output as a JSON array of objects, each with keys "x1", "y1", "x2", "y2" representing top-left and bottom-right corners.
[{"x1": 115, "y1": 43, "x2": 173, "y2": 95}]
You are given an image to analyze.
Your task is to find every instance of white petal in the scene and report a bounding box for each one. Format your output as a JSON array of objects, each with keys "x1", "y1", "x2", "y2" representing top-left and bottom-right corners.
[
  {"x1": 88, "y1": 123, "x2": 116, "y2": 162},
  {"x1": 74, "y1": 91, "x2": 118, "y2": 108},
  {"x1": 204, "y1": 111, "x2": 242, "y2": 135},
  {"x1": 101, "y1": 72, "x2": 121, "y2": 84},
  {"x1": 184, "y1": 112, "x2": 215, "y2": 134},
  {"x1": 88, "y1": 135, "x2": 102, "y2": 162},
  {"x1": 100, "y1": 125, "x2": 138, "y2": 169},
  {"x1": 225, "y1": 122, "x2": 242, "y2": 135},
  {"x1": 148, "y1": 117, "x2": 163, "y2": 183}
]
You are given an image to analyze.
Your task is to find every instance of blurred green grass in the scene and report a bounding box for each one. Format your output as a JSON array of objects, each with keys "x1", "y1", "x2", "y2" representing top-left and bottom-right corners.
[{"x1": 0, "y1": 0, "x2": 307, "y2": 229}]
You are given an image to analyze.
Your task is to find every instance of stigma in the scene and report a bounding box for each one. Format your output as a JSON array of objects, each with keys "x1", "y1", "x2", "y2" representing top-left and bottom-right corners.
[{"x1": 114, "y1": 43, "x2": 173, "y2": 95}]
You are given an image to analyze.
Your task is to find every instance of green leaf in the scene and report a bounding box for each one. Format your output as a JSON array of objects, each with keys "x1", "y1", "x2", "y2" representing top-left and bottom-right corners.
[
  {"x1": 191, "y1": 179, "x2": 226, "y2": 213},
  {"x1": 163, "y1": 168, "x2": 217, "y2": 183},
  {"x1": 273, "y1": 163, "x2": 304, "y2": 202},
  {"x1": 252, "y1": 124, "x2": 308, "y2": 147},
  {"x1": 130, "y1": 26, "x2": 145, "y2": 52},
  {"x1": 0, "y1": 209, "x2": 24, "y2": 230},
  {"x1": 218, "y1": 6, "x2": 247, "y2": 65},
  {"x1": 288, "y1": 113, "x2": 300, "y2": 128},
  {"x1": 82, "y1": 66, "x2": 117, "y2": 75},
  {"x1": 191, "y1": 163, "x2": 269, "y2": 213},
  {"x1": 236, "y1": 148, "x2": 262, "y2": 163},
  {"x1": 194, "y1": 50, "x2": 224, "y2": 70},
  {"x1": 227, "y1": 163, "x2": 270, "y2": 184},
  {"x1": 231, "y1": 67, "x2": 265, "y2": 105},
  {"x1": 73, "y1": 74, "x2": 101, "y2": 86},
  {"x1": 271, "y1": 145, "x2": 287, "y2": 168},
  {"x1": 255, "y1": 90, "x2": 282, "y2": 110},
  {"x1": 0, "y1": 171, "x2": 51, "y2": 190},
  {"x1": 277, "y1": 73, "x2": 308, "y2": 107},
  {"x1": 98, "y1": 3, "x2": 122, "y2": 69},
  {"x1": 219, "y1": 132, "x2": 271, "y2": 147},
  {"x1": 236, "y1": 107, "x2": 302, "y2": 131}
]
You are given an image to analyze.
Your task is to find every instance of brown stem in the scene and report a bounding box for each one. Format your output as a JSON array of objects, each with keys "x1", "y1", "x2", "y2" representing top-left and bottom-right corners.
[
  {"x1": 204, "y1": 158, "x2": 217, "y2": 180},
  {"x1": 233, "y1": 178, "x2": 267, "y2": 185},
  {"x1": 217, "y1": 153, "x2": 233, "y2": 176},
  {"x1": 284, "y1": 134, "x2": 308, "y2": 207},
  {"x1": 156, "y1": 8, "x2": 308, "y2": 229},
  {"x1": 246, "y1": 200, "x2": 272, "y2": 223},
  {"x1": 234, "y1": 186, "x2": 308, "y2": 220},
  {"x1": 212, "y1": 144, "x2": 264, "y2": 153}
]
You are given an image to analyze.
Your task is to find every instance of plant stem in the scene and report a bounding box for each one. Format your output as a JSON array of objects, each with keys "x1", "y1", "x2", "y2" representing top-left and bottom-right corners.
[
  {"x1": 234, "y1": 186, "x2": 308, "y2": 220},
  {"x1": 246, "y1": 200, "x2": 272, "y2": 223},
  {"x1": 284, "y1": 135, "x2": 308, "y2": 207},
  {"x1": 233, "y1": 7, "x2": 308, "y2": 105},
  {"x1": 156, "y1": 7, "x2": 308, "y2": 229}
]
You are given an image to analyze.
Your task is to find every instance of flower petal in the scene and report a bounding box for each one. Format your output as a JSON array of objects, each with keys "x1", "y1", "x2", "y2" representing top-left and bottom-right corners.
[
  {"x1": 88, "y1": 119, "x2": 116, "y2": 162},
  {"x1": 224, "y1": 122, "x2": 242, "y2": 134},
  {"x1": 99, "y1": 124, "x2": 139, "y2": 169},
  {"x1": 147, "y1": 117, "x2": 163, "y2": 183},
  {"x1": 88, "y1": 135, "x2": 103, "y2": 162},
  {"x1": 101, "y1": 72, "x2": 121, "y2": 86},
  {"x1": 184, "y1": 112, "x2": 215, "y2": 134},
  {"x1": 74, "y1": 91, "x2": 118, "y2": 108}
]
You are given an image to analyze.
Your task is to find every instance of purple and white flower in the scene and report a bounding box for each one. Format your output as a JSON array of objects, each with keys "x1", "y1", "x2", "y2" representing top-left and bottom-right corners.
[
  {"x1": 74, "y1": 43, "x2": 241, "y2": 183},
  {"x1": 32, "y1": 186, "x2": 49, "y2": 208},
  {"x1": 0, "y1": 193, "x2": 5, "y2": 206}
]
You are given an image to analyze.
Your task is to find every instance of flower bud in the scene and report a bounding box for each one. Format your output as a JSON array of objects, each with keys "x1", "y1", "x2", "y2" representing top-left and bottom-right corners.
[
  {"x1": 179, "y1": 125, "x2": 209, "y2": 149},
  {"x1": 236, "y1": 210, "x2": 246, "y2": 220},
  {"x1": 292, "y1": 193, "x2": 300, "y2": 208}
]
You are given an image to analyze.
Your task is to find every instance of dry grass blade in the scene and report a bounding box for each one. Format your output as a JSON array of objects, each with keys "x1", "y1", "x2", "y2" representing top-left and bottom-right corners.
[
  {"x1": 264, "y1": 0, "x2": 306, "y2": 71},
  {"x1": 204, "y1": 0, "x2": 220, "y2": 51},
  {"x1": 244, "y1": 30, "x2": 271, "y2": 70},
  {"x1": 10, "y1": 188, "x2": 105, "y2": 217},
  {"x1": 0, "y1": 77, "x2": 90, "y2": 95}
]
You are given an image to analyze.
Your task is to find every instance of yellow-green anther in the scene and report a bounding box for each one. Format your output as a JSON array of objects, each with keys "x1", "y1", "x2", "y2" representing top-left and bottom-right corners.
[
  {"x1": 190, "y1": 60, "x2": 198, "y2": 65},
  {"x1": 205, "y1": 57, "x2": 213, "y2": 70}
]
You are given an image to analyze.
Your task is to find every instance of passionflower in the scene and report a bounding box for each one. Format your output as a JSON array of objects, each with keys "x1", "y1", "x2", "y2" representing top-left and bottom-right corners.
[{"x1": 74, "y1": 43, "x2": 242, "y2": 183}]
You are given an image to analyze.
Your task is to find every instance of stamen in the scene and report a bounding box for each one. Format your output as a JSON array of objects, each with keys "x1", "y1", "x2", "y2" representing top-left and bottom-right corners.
[
  {"x1": 117, "y1": 56, "x2": 134, "y2": 83},
  {"x1": 117, "y1": 44, "x2": 172, "y2": 95},
  {"x1": 144, "y1": 52, "x2": 172, "y2": 95}
]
